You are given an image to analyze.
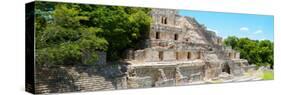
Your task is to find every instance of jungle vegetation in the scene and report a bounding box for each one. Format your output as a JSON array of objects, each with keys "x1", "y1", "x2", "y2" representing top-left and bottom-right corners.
[{"x1": 35, "y1": 2, "x2": 151, "y2": 65}]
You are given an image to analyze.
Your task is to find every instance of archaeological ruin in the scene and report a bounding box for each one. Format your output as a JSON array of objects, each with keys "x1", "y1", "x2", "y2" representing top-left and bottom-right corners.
[
  {"x1": 123, "y1": 9, "x2": 254, "y2": 88},
  {"x1": 33, "y1": 8, "x2": 260, "y2": 94}
]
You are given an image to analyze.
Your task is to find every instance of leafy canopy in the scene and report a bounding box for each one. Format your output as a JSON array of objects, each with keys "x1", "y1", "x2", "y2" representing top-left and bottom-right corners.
[
  {"x1": 35, "y1": 2, "x2": 151, "y2": 65},
  {"x1": 224, "y1": 36, "x2": 274, "y2": 68}
]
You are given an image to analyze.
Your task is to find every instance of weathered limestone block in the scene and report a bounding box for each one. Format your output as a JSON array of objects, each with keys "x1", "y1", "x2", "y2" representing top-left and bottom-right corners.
[
  {"x1": 190, "y1": 72, "x2": 202, "y2": 81},
  {"x1": 131, "y1": 66, "x2": 161, "y2": 84},
  {"x1": 227, "y1": 51, "x2": 240, "y2": 59},
  {"x1": 127, "y1": 76, "x2": 153, "y2": 88},
  {"x1": 151, "y1": 9, "x2": 177, "y2": 25},
  {"x1": 127, "y1": 77, "x2": 139, "y2": 88},
  {"x1": 176, "y1": 77, "x2": 190, "y2": 85},
  {"x1": 159, "y1": 41, "x2": 168, "y2": 47},
  {"x1": 176, "y1": 51, "x2": 187, "y2": 61},
  {"x1": 163, "y1": 67, "x2": 176, "y2": 79},
  {"x1": 144, "y1": 49, "x2": 160, "y2": 62},
  {"x1": 243, "y1": 64, "x2": 257, "y2": 72},
  {"x1": 190, "y1": 51, "x2": 201, "y2": 60},
  {"x1": 163, "y1": 51, "x2": 176, "y2": 61},
  {"x1": 204, "y1": 62, "x2": 222, "y2": 80},
  {"x1": 235, "y1": 52, "x2": 240, "y2": 59},
  {"x1": 185, "y1": 30, "x2": 208, "y2": 44},
  {"x1": 158, "y1": 69, "x2": 167, "y2": 81},
  {"x1": 227, "y1": 60, "x2": 245, "y2": 76},
  {"x1": 155, "y1": 79, "x2": 175, "y2": 87},
  {"x1": 134, "y1": 50, "x2": 146, "y2": 62},
  {"x1": 114, "y1": 77, "x2": 128, "y2": 89},
  {"x1": 175, "y1": 67, "x2": 184, "y2": 85}
]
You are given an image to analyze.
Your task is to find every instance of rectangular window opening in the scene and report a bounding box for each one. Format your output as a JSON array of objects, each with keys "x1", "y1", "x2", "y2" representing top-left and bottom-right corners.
[
  {"x1": 174, "y1": 34, "x2": 178, "y2": 40},
  {"x1": 156, "y1": 32, "x2": 160, "y2": 39},
  {"x1": 176, "y1": 52, "x2": 179, "y2": 60},
  {"x1": 159, "y1": 51, "x2": 163, "y2": 61},
  {"x1": 187, "y1": 52, "x2": 191, "y2": 59}
]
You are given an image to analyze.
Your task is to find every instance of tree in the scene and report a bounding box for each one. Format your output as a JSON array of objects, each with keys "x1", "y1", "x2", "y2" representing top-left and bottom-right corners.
[
  {"x1": 224, "y1": 36, "x2": 274, "y2": 68},
  {"x1": 223, "y1": 36, "x2": 239, "y2": 49},
  {"x1": 36, "y1": 3, "x2": 108, "y2": 65},
  {"x1": 78, "y1": 5, "x2": 151, "y2": 61},
  {"x1": 258, "y1": 40, "x2": 274, "y2": 68},
  {"x1": 35, "y1": 2, "x2": 152, "y2": 65}
]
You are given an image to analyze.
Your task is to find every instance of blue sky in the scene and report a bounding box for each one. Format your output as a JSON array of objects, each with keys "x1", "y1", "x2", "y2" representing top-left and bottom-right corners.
[{"x1": 179, "y1": 10, "x2": 274, "y2": 41}]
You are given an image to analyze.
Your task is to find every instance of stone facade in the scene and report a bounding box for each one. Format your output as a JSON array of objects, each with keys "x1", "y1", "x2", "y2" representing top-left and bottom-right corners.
[{"x1": 124, "y1": 9, "x2": 252, "y2": 87}]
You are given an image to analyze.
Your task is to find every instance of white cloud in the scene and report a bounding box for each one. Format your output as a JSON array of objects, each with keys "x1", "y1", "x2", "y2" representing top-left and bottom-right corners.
[
  {"x1": 240, "y1": 27, "x2": 249, "y2": 31},
  {"x1": 207, "y1": 28, "x2": 219, "y2": 34},
  {"x1": 254, "y1": 30, "x2": 263, "y2": 34}
]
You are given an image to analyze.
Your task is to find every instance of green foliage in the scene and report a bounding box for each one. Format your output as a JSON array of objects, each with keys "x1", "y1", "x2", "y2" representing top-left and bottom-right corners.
[
  {"x1": 224, "y1": 36, "x2": 274, "y2": 68},
  {"x1": 35, "y1": 2, "x2": 151, "y2": 65},
  {"x1": 223, "y1": 36, "x2": 239, "y2": 49},
  {"x1": 262, "y1": 70, "x2": 274, "y2": 80},
  {"x1": 36, "y1": 3, "x2": 108, "y2": 65},
  {"x1": 78, "y1": 5, "x2": 151, "y2": 61}
]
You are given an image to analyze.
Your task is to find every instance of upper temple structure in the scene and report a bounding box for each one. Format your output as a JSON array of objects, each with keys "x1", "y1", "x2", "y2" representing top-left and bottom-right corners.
[{"x1": 123, "y1": 9, "x2": 252, "y2": 87}]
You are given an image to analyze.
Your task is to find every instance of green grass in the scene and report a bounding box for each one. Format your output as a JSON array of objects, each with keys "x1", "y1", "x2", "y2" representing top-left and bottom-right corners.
[{"x1": 262, "y1": 70, "x2": 274, "y2": 80}]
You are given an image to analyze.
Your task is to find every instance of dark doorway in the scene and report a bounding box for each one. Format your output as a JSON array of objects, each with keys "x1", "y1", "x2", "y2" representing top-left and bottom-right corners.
[
  {"x1": 156, "y1": 32, "x2": 160, "y2": 39},
  {"x1": 187, "y1": 52, "x2": 191, "y2": 59},
  {"x1": 163, "y1": 17, "x2": 167, "y2": 24},
  {"x1": 159, "y1": 51, "x2": 163, "y2": 61},
  {"x1": 222, "y1": 63, "x2": 231, "y2": 74},
  {"x1": 161, "y1": 17, "x2": 168, "y2": 24},
  {"x1": 197, "y1": 51, "x2": 201, "y2": 59},
  {"x1": 176, "y1": 52, "x2": 179, "y2": 60},
  {"x1": 174, "y1": 34, "x2": 178, "y2": 40}
]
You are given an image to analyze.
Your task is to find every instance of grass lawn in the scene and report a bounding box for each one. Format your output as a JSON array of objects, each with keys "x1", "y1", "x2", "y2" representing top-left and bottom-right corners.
[{"x1": 262, "y1": 70, "x2": 274, "y2": 80}]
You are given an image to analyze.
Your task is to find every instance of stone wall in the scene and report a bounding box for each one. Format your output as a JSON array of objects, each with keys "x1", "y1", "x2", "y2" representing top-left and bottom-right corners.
[
  {"x1": 127, "y1": 76, "x2": 153, "y2": 88},
  {"x1": 127, "y1": 63, "x2": 206, "y2": 88},
  {"x1": 163, "y1": 51, "x2": 177, "y2": 61},
  {"x1": 34, "y1": 65, "x2": 126, "y2": 94},
  {"x1": 226, "y1": 59, "x2": 249, "y2": 76},
  {"x1": 204, "y1": 62, "x2": 223, "y2": 79},
  {"x1": 143, "y1": 49, "x2": 160, "y2": 62},
  {"x1": 179, "y1": 66, "x2": 204, "y2": 80},
  {"x1": 132, "y1": 48, "x2": 203, "y2": 62},
  {"x1": 151, "y1": 9, "x2": 177, "y2": 25}
]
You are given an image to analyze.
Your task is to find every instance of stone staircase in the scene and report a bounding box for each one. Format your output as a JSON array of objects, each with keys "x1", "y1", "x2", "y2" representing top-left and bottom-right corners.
[
  {"x1": 76, "y1": 75, "x2": 116, "y2": 92},
  {"x1": 35, "y1": 66, "x2": 118, "y2": 94}
]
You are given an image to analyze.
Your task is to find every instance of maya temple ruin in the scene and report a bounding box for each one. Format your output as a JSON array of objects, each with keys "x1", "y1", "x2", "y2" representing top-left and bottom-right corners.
[
  {"x1": 123, "y1": 9, "x2": 255, "y2": 87},
  {"x1": 34, "y1": 9, "x2": 261, "y2": 94}
]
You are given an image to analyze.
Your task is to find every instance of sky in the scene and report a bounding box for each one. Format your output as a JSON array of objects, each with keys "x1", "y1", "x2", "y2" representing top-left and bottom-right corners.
[{"x1": 178, "y1": 10, "x2": 274, "y2": 41}]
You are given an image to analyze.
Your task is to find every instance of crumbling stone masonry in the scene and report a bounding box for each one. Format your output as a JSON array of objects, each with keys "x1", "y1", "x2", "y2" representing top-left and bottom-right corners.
[{"x1": 124, "y1": 9, "x2": 252, "y2": 88}]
